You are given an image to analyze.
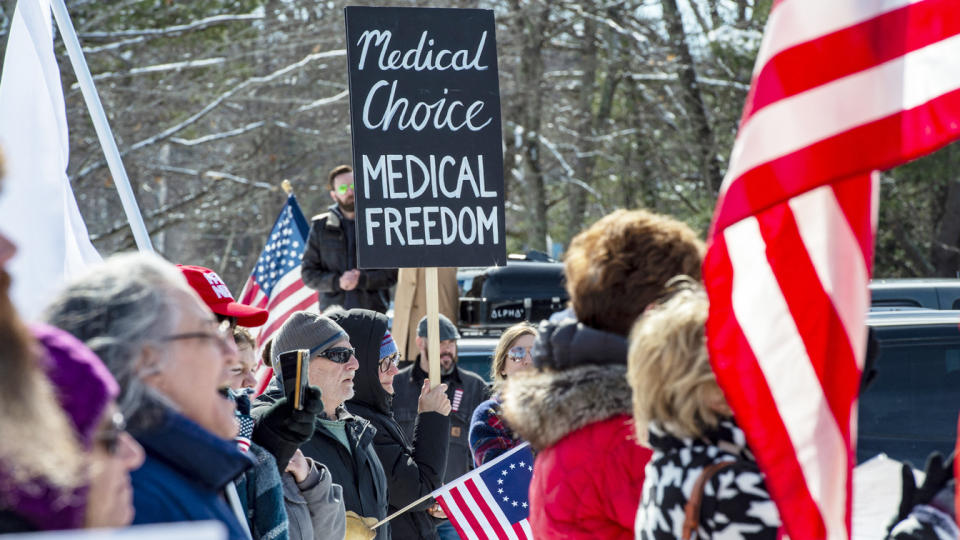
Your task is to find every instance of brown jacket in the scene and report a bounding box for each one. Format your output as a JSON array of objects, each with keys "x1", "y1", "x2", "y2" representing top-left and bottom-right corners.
[{"x1": 391, "y1": 267, "x2": 459, "y2": 361}]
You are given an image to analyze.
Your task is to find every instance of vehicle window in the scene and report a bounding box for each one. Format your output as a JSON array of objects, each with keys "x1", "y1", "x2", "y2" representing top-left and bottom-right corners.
[{"x1": 858, "y1": 340, "x2": 960, "y2": 466}]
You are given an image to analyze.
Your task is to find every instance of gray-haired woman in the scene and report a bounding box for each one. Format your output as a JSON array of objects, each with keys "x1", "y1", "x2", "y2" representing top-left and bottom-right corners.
[{"x1": 44, "y1": 252, "x2": 253, "y2": 539}]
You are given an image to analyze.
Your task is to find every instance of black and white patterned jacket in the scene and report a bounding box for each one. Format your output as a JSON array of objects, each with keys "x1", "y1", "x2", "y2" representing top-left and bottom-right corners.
[{"x1": 635, "y1": 419, "x2": 782, "y2": 540}]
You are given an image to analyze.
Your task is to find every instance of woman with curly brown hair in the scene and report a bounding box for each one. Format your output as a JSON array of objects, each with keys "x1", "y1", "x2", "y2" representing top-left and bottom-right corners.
[{"x1": 502, "y1": 209, "x2": 705, "y2": 540}]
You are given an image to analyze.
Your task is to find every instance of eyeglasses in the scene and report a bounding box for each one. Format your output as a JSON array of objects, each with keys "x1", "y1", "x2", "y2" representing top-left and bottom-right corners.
[
  {"x1": 320, "y1": 346, "x2": 355, "y2": 364},
  {"x1": 335, "y1": 183, "x2": 354, "y2": 194},
  {"x1": 379, "y1": 352, "x2": 401, "y2": 373},
  {"x1": 95, "y1": 412, "x2": 127, "y2": 455},
  {"x1": 161, "y1": 319, "x2": 233, "y2": 352},
  {"x1": 507, "y1": 346, "x2": 531, "y2": 363}
]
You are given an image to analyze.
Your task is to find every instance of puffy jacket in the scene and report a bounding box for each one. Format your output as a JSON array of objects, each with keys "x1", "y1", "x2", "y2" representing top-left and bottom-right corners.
[
  {"x1": 393, "y1": 361, "x2": 490, "y2": 484},
  {"x1": 281, "y1": 461, "x2": 346, "y2": 540},
  {"x1": 331, "y1": 308, "x2": 450, "y2": 540},
  {"x1": 502, "y1": 321, "x2": 651, "y2": 540},
  {"x1": 252, "y1": 382, "x2": 390, "y2": 539},
  {"x1": 635, "y1": 420, "x2": 781, "y2": 539},
  {"x1": 130, "y1": 405, "x2": 254, "y2": 540},
  {"x1": 300, "y1": 205, "x2": 397, "y2": 313}
]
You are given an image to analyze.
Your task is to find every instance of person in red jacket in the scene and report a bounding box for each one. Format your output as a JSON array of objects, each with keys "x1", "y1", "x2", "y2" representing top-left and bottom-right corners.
[{"x1": 502, "y1": 209, "x2": 705, "y2": 540}]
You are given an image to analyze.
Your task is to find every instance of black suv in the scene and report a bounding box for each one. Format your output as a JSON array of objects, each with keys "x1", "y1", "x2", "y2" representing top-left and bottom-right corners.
[{"x1": 859, "y1": 309, "x2": 960, "y2": 466}]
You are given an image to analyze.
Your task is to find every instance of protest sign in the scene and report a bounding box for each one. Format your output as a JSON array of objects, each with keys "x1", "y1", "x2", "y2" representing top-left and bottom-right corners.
[{"x1": 344, "y1": 6, "x2": 506, "y2": 269}]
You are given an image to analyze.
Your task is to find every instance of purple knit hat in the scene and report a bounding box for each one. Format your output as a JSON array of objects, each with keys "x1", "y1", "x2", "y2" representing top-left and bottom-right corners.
[
  {"x1": 33, "y1": 323, "x2": 119, "y2": 448},
  {"x1": 0, "y1": 325, "x2": 120, "y2": 531}
]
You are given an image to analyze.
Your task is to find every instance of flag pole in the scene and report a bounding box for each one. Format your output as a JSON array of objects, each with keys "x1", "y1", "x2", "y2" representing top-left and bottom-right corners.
[
  {"x1": 281, "y1": 179, "x2": 293, "y2": 195},
  {"x1": 370, "y1": 492, "x2": 435, "y2": 530},
  {"x1": 48, "y1": 0, "x2": 154, "y2": 253}
]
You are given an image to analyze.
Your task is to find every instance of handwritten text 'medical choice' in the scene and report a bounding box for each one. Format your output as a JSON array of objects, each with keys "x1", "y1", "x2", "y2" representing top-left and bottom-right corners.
[{"x1": 355, "y1": 30, "x2": 493, "y2": 133}]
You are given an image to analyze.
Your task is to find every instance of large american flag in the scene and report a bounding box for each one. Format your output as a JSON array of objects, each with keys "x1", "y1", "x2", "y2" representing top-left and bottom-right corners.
[
  {"x1": 704, "y1": 2, "x2": 960, "y2": 539},
  {"x1": 238, "y1": 193, "x2": 318, "y2": 392},
  {"x1": 433, "y1": 443, "x2": 535, "y2": 540}
]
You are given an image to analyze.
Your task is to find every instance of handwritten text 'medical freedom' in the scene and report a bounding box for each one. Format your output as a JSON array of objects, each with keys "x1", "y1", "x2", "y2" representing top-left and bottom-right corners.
[{"x1": 355, "y1": 30, "x2": 492, "y2": 133}]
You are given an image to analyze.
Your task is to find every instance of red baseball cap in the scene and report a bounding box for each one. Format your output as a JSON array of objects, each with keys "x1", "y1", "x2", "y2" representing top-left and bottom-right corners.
[{"x1": 177, "y1": 265, "x2": 269, "y2": 327}]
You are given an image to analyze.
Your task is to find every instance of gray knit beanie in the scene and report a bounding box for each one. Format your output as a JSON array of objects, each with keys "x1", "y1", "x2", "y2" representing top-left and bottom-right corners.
[{"x1": 272, "y1": 311, "x2": 348, "y2": 366}]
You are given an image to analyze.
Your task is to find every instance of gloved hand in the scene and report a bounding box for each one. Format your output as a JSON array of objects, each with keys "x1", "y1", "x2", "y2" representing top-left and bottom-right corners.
[
  {"x1": 888, "y1": 452, "x2": 956, "y2": 535},
  {"x1": 252, "y1": 386, "x2": 324, "y2": 470},
  {"x1": 344, "y1": 511, "x2": 377, "y2": 540}
]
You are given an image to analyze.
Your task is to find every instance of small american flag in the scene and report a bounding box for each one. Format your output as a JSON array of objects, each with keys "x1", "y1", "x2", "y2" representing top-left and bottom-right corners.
[
  {"x1": 433, "y1": 443, "x2": 534, "y2": 540},
  {"x1": 704, "y1": 1, "x2": 960, "y2": 538},
  {"x1": 451, "y1": 388, "x2": 464, "y2": 412},
  {"x1": 238, "y1": 194, "x2": 318, "y2": 394}
]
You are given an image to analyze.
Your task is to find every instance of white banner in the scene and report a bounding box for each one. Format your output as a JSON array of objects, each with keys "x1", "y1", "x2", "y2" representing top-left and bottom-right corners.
[{"x1": 0, "y1": 0, "x2": 101, "y2": 320}]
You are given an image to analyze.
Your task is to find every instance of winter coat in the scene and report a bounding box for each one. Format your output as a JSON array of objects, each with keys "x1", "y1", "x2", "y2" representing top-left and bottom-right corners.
[
  {"x1": 635, "y1": 419, "x2": 782, "y2": 539},
  {"x1": 300, "y1": 205, "x2": 397, "y2": 313},
  {"x1": 502, "y1": 320, "x2": 651, "y2": 540},
  {"x1": 393, "y1": 361, "x2": 490, "y2": 484},
  {"x1": 233, "y1": 393, "x2": 289, "y2": 540},
  {"x1": 469, "y1": 396, "x2": 522, "y2": 466},
  {"x1": 503, "y1": 364, "x2": 649, "y2": 540},
  {"x1": 331, "y1": 308, "x2": 450, "y2": 540},
  {"x1": 235, "y1": 443, "x2": 288, "y2": 540},
  {"x1": 391, "y1": 267, "x2": 460, "y2": 362},
  {"x1": 130, "y1": 405, "x2": 254, "y2": 540},
  {"x1": 282, "y1": 461, "x2": 347, "y2": 540},
  {"x1": 252, "y1": 382, "x2": 390, "y2": 539}
]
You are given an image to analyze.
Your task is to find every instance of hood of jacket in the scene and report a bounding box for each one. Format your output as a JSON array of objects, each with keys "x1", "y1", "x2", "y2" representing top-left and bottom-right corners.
[
  {"x1": 532, "y1": 318, "x2": 629, "y2": 370},
  {"x1": 326, "y1": 308, "x2": 393, "y2": 416},
  {"x1": 502, "y1": 364, "x2": 632, "y2": 451}
]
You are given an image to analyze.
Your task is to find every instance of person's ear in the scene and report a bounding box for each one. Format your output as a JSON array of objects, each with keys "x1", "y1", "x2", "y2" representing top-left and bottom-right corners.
[
  {"x1": 136, "y1": 344, "x2": 165, "y2": 385},
  {"x1": 329, "y1": 189, "x2": 338, "y2": 202}
]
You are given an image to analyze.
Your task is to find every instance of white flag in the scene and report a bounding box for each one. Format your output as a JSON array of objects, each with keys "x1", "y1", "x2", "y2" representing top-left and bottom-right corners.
[{"x1": 0, "y1": 0, "x2": 101, "y2": 320}]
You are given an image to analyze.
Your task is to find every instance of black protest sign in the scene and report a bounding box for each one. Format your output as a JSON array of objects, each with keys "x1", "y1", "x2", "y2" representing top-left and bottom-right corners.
[{"x1": 345, "y1": 6, "x2": 506, "y2": 269}]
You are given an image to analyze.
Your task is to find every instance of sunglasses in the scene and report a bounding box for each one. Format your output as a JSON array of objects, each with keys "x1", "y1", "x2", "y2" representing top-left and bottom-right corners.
[
  {"x1": 507, "y1": 346, "x2": 531, "y2": 363},
  {"x1": 95, "y1": 412, "x2": 127, "y2": 455},
  {"x1": 379, "y1": 352, "x2": 401, "y2": 373},
  {"x1": 335, "y1": 183, "x2": 354, "y2": 194},
  {"x1": 320, "y1": 346, "x2": 355, "y2": 364}
]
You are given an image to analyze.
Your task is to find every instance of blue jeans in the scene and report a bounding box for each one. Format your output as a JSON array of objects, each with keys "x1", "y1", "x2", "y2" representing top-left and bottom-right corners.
[{"x1": 436, "y1": 520, "x2": 460, "y2": 540}]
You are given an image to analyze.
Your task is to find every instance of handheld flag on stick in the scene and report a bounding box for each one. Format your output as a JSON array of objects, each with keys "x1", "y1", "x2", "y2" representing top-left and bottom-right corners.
[
  {"x1": 238, "y1": 184, "x2": 318, "y2": 394},
  {"x1": 703, "y1": 1, "x2": 960, "y2": 539},
  {"x1": 432, "y1": 443, "x2": 535, "y2": 540}
]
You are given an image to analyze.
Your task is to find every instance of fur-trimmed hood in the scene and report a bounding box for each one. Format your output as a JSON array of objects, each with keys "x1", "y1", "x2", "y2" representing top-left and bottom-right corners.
[{"x1": 501, "y1": 363, "x2": 632, "y2": 451}]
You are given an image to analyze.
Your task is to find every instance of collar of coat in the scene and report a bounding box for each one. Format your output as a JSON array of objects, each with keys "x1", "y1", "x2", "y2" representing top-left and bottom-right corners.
[
  {"x1": 646, "y1": 418, "x2": 755, "y2": 462},
  {"x1": 132, "y1": 404, "x2": 255, "y2": 491},
  {"x1": 500, "y1": 363, "x2": 631, "y2": 451}
]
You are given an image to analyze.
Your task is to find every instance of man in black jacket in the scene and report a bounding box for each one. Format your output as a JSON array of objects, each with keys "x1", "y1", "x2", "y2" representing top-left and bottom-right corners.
[
  {"x1": 301, "y1": 164, "x2": 397, "y2": 313},
  {"x1": 252, "y1": 311, "x2": 390, "y2": 539},
  {"x1": 328, "y1": 308, "x2": 452, "y2": 539},
  {"x1": 392, "y1": 314, "x2": 489, "y2": 538}
]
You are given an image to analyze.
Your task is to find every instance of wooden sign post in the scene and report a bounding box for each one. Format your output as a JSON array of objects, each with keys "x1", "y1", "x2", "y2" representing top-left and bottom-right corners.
[{"x1": 345, "y1": 6, "x2": 506, "y2": 387}]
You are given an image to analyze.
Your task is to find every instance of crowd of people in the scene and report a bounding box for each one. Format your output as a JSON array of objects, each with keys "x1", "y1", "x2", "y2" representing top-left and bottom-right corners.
[{"x1": 0, "y1": 158, "x2": 954, "y2": 540}]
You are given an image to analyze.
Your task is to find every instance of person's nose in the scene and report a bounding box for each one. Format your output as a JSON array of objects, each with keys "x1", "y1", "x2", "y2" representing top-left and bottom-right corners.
[
  {"x1": 0, "y1": 232, "x2": 17, "y2": 268},
  {"x1": 346, "y1": 354, "x2": 360, "y2": 371},
  {"x1": 117, "y1": 432, "x2": 145, "y2": 471},
  {"x1": 242, "y1": 371, "x2": 257, "y2": 389}
]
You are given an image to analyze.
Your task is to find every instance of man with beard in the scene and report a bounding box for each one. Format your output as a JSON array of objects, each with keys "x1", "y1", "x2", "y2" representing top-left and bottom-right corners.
[
  {"x1": 301, "y1": 164, "x2": 397, "y2": 313},
  {"x1": 391, "y1": 314, "x2": 488, "y2": 540}
]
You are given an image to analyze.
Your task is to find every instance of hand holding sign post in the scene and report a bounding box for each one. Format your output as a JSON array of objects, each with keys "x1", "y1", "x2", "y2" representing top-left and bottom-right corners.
[{"x1": 345, "y1": 6, "x2": 505, "y2": 387}]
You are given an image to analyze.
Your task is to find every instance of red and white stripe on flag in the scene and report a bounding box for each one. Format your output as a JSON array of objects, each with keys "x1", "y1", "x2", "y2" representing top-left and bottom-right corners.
[
  {"x1": 433, "y1": 443, "x2": 535, "y2": 540},
  {"x1": 704, "y1": 1, "x2": 960, "y2": 539}
]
